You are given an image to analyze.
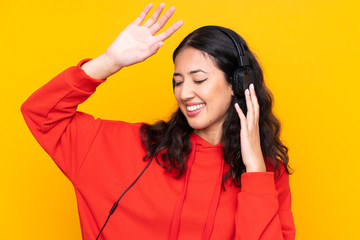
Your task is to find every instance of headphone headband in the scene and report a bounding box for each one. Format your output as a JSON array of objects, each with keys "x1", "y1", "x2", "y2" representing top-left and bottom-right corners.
[{"x1": 208, "y1": 26, "x2": 249, "y2": 68}]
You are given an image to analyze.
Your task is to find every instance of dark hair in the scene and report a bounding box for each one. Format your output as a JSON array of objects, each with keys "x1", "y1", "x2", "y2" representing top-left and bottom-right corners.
[{"x1": 140, "y1": 26, "x2": 292, "y2": 187}]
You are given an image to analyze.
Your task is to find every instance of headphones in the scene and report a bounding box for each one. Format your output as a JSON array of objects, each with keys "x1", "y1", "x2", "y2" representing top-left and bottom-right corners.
[{"x1": 172, "y1": 26, "x2": 252, "y2": 97}]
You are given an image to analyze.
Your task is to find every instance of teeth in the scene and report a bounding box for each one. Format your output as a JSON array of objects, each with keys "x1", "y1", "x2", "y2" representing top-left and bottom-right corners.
[{"x1": 186, "y1": 103, "x2": 205, "y2": 112}]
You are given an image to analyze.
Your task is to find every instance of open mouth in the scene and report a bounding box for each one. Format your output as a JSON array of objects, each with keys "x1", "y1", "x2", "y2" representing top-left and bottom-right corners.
[
  {"x1": 186, "y1": 103, "x2": 205, "y2": 116},
  {"x1": 186, "y1": 103, "x2": 205, "y2": 112}
]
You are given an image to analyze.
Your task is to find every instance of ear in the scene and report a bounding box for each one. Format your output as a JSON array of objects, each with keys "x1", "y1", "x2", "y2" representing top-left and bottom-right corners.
[{"x1": 228, "y1": 81, "x2": 235, "y2": 96}]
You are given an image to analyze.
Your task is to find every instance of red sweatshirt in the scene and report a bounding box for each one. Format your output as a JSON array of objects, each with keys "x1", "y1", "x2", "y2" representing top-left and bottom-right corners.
[{"x1": 21, "y1": 59, "x2": 295, "y2": 240}]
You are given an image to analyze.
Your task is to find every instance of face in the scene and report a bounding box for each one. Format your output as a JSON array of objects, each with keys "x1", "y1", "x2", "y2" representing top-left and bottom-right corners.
[{"x1": 173, "y1": 47, "x2": 233, "y2": 139}]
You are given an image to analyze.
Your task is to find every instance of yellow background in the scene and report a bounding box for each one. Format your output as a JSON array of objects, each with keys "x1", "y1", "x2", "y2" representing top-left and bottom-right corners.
[{"x1": 1, "y1": 0, "x2": 359, "y2": 239}]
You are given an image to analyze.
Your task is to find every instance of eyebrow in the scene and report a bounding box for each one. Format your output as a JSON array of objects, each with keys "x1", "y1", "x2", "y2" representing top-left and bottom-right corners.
[{"x1": 173, "y1": 69, "x2": 207, "y2": 77}]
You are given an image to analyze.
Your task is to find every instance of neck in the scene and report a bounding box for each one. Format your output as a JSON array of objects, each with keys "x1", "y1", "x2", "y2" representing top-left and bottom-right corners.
[{"x1": 194, "y1": 128, "x2": 222, "y2": 145}]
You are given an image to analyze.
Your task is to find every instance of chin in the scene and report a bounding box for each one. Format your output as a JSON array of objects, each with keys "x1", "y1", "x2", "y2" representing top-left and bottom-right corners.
[
  {"x1": 180, "y1": 108, "x2": 211, "y2": 131},
  {"x1": 186, "y1": 119, "x2": 208, "y2": 131}
]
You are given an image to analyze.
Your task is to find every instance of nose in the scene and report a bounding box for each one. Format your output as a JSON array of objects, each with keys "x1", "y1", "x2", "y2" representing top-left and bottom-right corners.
[{"x1": 178, "y1": 79, "x2": 196, "y2": 101}]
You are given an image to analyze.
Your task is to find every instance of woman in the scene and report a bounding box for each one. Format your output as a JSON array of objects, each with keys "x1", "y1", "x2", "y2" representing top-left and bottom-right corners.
[{"x1": 21, "y1": 3, "x2": 295, "y2": 240}]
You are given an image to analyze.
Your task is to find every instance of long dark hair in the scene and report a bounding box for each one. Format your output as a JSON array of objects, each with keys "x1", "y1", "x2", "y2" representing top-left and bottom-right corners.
[{"x1": 140, "y1": 26, "x2": 292, "y2": 187}]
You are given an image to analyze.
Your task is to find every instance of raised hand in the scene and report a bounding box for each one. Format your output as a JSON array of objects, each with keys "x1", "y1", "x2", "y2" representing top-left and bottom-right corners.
[
  {"x1": 81, "y1": 3, "x2": 183, "y2": 80},
  {"x1": 234, "y1": 84, "x2": 266, "y2": 173},
  {"x1": 105, "y1": 3, "x2": 183, "y2": 69}
]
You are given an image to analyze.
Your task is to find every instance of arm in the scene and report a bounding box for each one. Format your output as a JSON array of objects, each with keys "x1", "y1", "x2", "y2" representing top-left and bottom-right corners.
[
  {"x1": 235, "y1": 163, "x2": 295, "y2": 240},
  {"x1": 234, "y1": 84, "x2": 295, "y2": 239},
  {"x1": 21, "y1": 3, "x2": 183, "y2": 182},
  {"x1": 21, "y1": 60, "x2": 104, "y2": 183}
]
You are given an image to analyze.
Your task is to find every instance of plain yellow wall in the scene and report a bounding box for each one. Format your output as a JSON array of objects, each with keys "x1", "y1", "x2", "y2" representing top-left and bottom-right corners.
[{"x1": 1, "y1": 0, "x2": 359, "y2": 239}]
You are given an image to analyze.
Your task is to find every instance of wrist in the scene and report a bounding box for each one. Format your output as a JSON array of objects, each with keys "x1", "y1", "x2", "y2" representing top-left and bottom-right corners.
[
  {"x1": 245, "y1": 162, "x2": 266, "y2": 173},
  {"x1": 100, "y1": 52, "x2": 123, "y2": 73},
  {"x1": 80, "y1": 54, "x2": 121, "y2": 80}
]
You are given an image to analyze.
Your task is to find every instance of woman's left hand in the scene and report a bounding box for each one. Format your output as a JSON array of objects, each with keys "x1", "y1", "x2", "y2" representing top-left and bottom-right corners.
[{"x1": 234, "y1": 83, "x2": 266, "y2": 172}]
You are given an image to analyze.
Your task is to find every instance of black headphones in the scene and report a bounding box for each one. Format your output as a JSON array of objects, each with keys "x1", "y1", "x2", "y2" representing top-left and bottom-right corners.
[{"x1": 172, "y1": 26, "x2": 252, "y2": 97}]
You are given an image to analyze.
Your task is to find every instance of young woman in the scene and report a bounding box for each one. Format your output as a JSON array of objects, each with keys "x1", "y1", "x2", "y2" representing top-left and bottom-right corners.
[{"x1": 21, "y1": 3, "x2": 295, "y2": 240}]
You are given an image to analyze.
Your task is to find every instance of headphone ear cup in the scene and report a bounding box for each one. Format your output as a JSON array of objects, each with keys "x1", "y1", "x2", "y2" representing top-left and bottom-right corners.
[
  {"x1": 232, "y1": 68, "x2": 254, "y2": 97},
  {"x1": 232, "y1": 68, "x2": 246, "y2": 96}
]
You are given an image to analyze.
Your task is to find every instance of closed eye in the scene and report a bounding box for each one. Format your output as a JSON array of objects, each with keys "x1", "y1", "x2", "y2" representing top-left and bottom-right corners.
[
  {"x1": 174, "y1": 78, "x2": 208, "y2": 87},
  {"x1": 174, "y1": 81, "x2": 183, "y2": 87},
  {"x1": 194, "y1": 78, "x2": 208, "y2": 84}
]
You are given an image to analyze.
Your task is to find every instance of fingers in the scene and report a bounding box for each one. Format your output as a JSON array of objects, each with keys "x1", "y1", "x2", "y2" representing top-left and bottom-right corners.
[
  {"x1": 150, "y1": 6, "x2": 176, "y2": 35},
  {"x1": 235, "y1": 83, "x2": 260, "y2": 130},
  {"x1": 133, "y1": 3, "x2": 154, "y2": 26},
  {"x1": 234, "y1": 103, "x2": 248, "y2": 130},
  {"x1": 155, "y1": 20, "x2": 183, "y2": 42},
  {"x1": 148, "y1": 41, "x2": 165, "y2": 56},
  {"x1": 143, "y1": 3, "x2": 166, "y2": 28},
  {"x1": 244, "y1": 88, "x2": 254, "y2": 123},
  {"x1": 249, "y1": 84, "x2": 260, "y2": 121},
  {"x1": 244, "y1": 84, "x2": 260, "y2": 123},
  {"x1": 133, "y1": 3, "x2": 183, "y2": 42}
]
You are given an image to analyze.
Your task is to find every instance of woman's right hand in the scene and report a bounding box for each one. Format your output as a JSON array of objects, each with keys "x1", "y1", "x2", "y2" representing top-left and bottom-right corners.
[{"x1": 81, "y1": 3, "x2": 183, "y2": 80}]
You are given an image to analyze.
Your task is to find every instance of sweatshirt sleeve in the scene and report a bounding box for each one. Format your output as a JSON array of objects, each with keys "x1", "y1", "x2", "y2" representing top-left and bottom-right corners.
[
  {"x1": 235, "y1": 161, "x2": 295, "y2": 240},
  {"x1": 21, "y1": 59, "x2": 105, "y2": 184}
]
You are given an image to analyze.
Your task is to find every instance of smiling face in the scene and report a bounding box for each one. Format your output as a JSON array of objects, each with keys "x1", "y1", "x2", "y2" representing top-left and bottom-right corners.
[{"x1": 173, "y1": 47, "x2": 234, "y2": 142}]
